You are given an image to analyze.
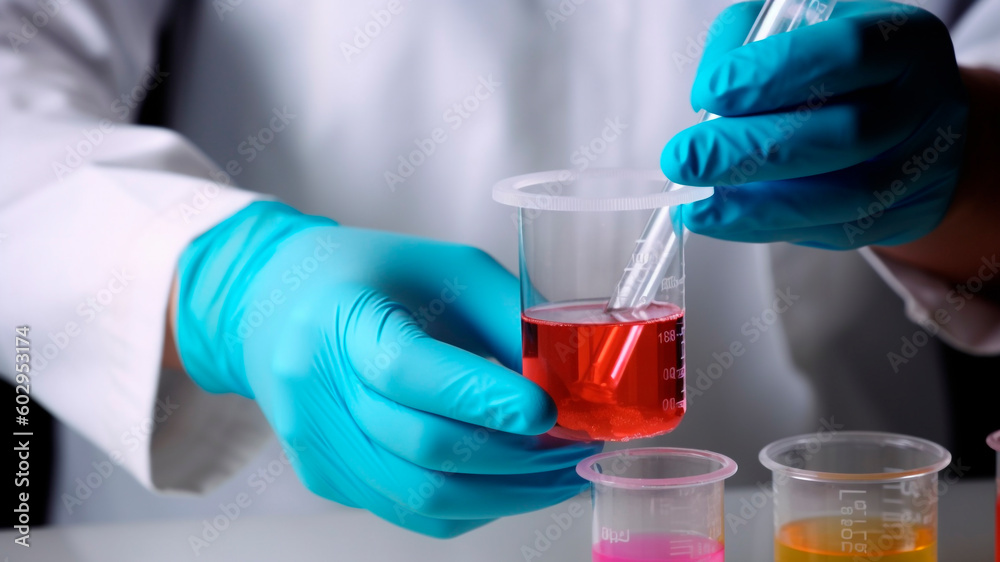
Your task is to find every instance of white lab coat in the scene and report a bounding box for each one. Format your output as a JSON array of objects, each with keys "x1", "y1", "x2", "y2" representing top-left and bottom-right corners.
[{"x1": 1, "y1": 0, "x2": 999, "y2": 525}]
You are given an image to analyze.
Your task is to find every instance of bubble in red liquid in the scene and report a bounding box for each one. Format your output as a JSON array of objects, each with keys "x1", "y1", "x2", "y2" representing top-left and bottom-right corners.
[{"x1": 521, "y1": 301, "x2": 685, "y2": 442}]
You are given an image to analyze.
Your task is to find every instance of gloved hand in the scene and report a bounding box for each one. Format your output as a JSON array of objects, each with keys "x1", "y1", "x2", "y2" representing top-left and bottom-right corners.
[
  {"x1": 662, "y1": 1, "x2": 969, "y2": 249},
  {"x1": 173, "y1": 201, "x2": 599, "y2": 538}
]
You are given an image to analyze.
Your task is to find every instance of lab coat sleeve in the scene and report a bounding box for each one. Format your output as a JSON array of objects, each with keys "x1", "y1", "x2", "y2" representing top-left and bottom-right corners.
[
  {"x1": 951, "y1": 0, "x2": 1000, "y2": 69},
  {"x1": 859, "y1": 249, "x2": 1000, "y2": 355},
  {"x1": 855, "y1": 0, "x2": 1000, "y2": 356},
  {"x1": 0, "y1": 0, "x2": 274, "y2": 493}
]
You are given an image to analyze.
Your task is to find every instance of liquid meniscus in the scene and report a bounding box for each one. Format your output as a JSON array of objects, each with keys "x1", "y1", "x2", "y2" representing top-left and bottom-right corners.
[
  {"x1": 776, "y1": 517, "x2": 936, "y2": 562},
  {"x1": 592, "y1": 534, "x2": 724, "y2": 562},
  {"x1": 521, "y1": 301, "x2": 684, "y2": 442}
]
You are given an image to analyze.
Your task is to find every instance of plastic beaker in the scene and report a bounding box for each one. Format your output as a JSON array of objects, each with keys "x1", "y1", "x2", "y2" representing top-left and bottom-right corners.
[
  {"x1": 760, "y1": 431, "x2": 952, "y2": 562},
  {"x1": 492, "y1": 169, "x2": 712, "y2": 441},
  {"x1": 576, "y1": 447, "x2": 737, "y2": 562},
  {"x1": 989, "y1": 430, "x2": 1000, "y2": 562}
]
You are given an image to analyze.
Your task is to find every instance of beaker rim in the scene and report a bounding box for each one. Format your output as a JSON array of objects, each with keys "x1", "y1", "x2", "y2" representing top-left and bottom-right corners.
[
  {"x1": 759, "y1": 431, "x2": 952, "y2": 483},
  {"x1": 988, "y1": 429, "x2": 1000, "y2": 452},
  {"x1": 492, "y1": 168, "x2": 714, "y2": 211},
  {"x1": 576, "y1": 447, "x2": 738, "y2": 490}
]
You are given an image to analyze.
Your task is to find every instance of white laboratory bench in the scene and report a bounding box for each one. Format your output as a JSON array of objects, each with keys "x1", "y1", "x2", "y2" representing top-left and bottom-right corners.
[{"x1": 1, "y1": 480, "x2": 994, "y2": 561}]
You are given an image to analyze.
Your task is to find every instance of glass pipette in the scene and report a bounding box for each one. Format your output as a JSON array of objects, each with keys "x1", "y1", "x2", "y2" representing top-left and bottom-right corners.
[
  {"x1": 581, "y1": 0, "x2": 840, "y2": 405},
  {"x1": 606, "y1": 0, "x2": 839, "y2": 313}
]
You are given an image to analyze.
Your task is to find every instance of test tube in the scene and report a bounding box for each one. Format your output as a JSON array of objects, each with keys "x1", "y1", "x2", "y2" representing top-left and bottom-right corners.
[
  {"x1": 760, "y1": 432, "x2": 952, "y2": 562},
  {"x1": 577, "y1": 448, "x2": 737, "y2": 562},
  {"x1": 988, "y1": 430, "x2": 1000, "y2": 562},
  {"x1": 606, "y1": 0, "x2": 839, "y2": 313}
]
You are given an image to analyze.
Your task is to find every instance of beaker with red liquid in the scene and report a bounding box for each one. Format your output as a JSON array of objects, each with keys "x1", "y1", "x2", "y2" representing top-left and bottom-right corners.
[
  {"x1": 493, "y1": 169, "x2": 713, "y2": 441},
  {"x1": 989, "y1": 430, "x2": 1000, "y2": 562}
]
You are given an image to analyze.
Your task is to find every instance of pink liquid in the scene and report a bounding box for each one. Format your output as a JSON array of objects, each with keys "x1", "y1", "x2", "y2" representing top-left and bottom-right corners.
[{"x1": 592, "y1": 534, "x2": 725, "y2": 562}]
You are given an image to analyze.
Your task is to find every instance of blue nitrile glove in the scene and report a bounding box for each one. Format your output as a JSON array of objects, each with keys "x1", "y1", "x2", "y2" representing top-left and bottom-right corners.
[
  {"x1": 174, "y1": 201, "x2": 600, "y2": 538},
  {"x1": 662, "y1": 1, "x2": 969, "y2": 249}
]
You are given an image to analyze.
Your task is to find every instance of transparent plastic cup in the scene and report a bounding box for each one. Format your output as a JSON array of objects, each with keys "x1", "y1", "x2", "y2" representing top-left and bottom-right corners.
[
  {"x1": 989, "y1": 430, "x2": 1000, "y2": 562},
  {"x1": 760, "y1": 431, "x2": 952, "y2": 562},
  {"x1": 492, "y1": 169, "x2": 712, "y2": 441},
  {"x1": 576, "y1": 448, "x2": 737, "y2": 562}
]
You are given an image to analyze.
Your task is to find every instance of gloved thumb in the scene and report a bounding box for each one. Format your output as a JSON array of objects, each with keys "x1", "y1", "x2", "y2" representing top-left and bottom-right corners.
[{"x1": 340, "y1": 287, "x2": 558, "y2": 435}]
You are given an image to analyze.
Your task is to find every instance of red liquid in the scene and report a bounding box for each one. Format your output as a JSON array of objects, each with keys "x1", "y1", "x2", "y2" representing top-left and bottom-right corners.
[
  {"x1": 592, "y1": 534, "x2": 724, "y2": 562},
  {"x1": 522, "y1": 301, "x2": 685, "y2": 441}
]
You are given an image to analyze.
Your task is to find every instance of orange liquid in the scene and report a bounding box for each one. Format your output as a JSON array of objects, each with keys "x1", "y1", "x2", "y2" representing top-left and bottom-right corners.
[
  {"x1": 521, "y1": 301, "x2": 684, "y2": 441},
  {"x1": 776, "y1": 517, "x2": 936, "y2": 562}
]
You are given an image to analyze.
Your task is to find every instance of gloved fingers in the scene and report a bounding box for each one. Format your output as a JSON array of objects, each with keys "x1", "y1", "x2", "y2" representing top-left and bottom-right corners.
[
  {"x1": 297, "y1": 467, "x2": 493, "y2": 538},
  {"x1": 270, "y1": 371, "x2": 590, "y2": 523},
  {"x1": 679, "y1": 163, "x2": 891, "y2": 234},
  {"x1": 662, "y1": 100, "x2": 916, "y2": 187},
  {"x1": 691, "y1": 204, "x2": 940, "y2": 249},
  {"x1": 797, "y1": 185, "x2": 956, "y2": 249},
  {"x1": 682, "y1": 172, "x2": 955, "y2": 248},
  {"x1": 363, "y1": 459, "x2": 587, "y2": 521},
  {"x1": 361, "y1": 236, "x2": 522, "y2": 372},
  {"x1": 365, "y1": 496, "x2": 495, "y2": 539},
  {"x1": 280, "y1": 438, "x2": 363, "y2": 509},
  {"x1": 689, "y1": 1, "x2": 763, "y2": 111},
  {"x1": 428, "y1": 248, "x2": 523, "y2": 372},
  {"x1": 693, "y1": 5, "x2": 950, "y2": 117},
  {"x1": 294, "y1": 433, "x2": 588, "y2": 521},
  {"x1": 342, "y1": 291, "x2": 556, "y2": 435},
  {"x1": 336, "y1": 466, "x2": 586, "y2": 525},
  {"x1": 349, "y1": 385, "x2": 602, "y2": 475}
]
